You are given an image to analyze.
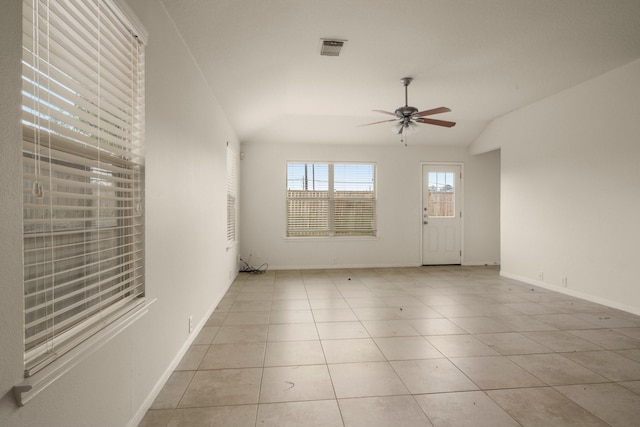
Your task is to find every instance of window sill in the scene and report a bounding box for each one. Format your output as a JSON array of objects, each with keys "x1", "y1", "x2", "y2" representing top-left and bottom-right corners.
[
  {"x1": 284, "y1": 235, "x2": 378, "y2": 242},
  {"x1": 13, "y1": 298, "x2": 155, "y2": 407}
]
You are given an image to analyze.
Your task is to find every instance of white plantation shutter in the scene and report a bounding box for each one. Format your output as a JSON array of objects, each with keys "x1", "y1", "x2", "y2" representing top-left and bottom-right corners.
[
  {"x1": 22, "y1": 0, "x2": 146, "y2": 375},
  {"x1": 226, "y1": 147, "x2": 237, "y2": 243},
  {"x1": 286, "y1": 163, "x2": 376, "y2": 237},
  {"x1": 287, "y1": 196, "x2": 330, "y2": 236},
  {"x1": 287, "y1": 163, "x2": 329, "y2": 236},
  {"x1": 333, "y1": 164, "x2": 376, "y2": 236}
]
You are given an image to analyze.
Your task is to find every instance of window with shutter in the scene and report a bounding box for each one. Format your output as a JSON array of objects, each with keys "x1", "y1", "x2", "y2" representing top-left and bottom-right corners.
[
  {"x1": 226, "y1": 147, "x2": 237, "y2": 244},
  {"x1": 286, "y1": 162, "x2": 376, "y2": 237},
  {"x1": 21, "y1": 0, "x2": 146, "y2": 376}
]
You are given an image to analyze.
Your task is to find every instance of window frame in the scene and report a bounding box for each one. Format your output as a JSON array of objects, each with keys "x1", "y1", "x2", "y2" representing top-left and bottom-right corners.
[{"x1": 285, "y1": 161, "x2": 377, "y2": 238}]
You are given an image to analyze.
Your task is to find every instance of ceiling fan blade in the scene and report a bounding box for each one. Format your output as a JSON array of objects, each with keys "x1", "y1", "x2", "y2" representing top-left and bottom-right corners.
[
  {"x1": 413, "y1": 107, "x2": 451, "y2": 117},
  {"x1": 415, "y1": 117, "x2": 456, "y2": 127},
  {"x1": 359, "y1": 118, "x2": 399, "y2": 127},
  {"x1": 372, "y1": 109, "x2": 398, "y2": 117}
]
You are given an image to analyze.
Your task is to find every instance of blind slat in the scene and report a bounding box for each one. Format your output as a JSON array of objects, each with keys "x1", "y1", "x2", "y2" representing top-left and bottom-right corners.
[
  {"x1": 23, "y1": 139, "x2": 143, "y2": 172},
  {"x1": 24, "y1": 248, "x2": 143, "y2": 270},
  {"x1": 25, "y1": 277, "x2": 143, "y2": 347},
  {"x1": 25, "y1": 262, "x2": 143, "y2": 320}
]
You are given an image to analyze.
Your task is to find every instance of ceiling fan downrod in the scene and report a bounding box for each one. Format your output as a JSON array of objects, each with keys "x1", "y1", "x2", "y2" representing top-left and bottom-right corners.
[
  {"x1": 401, "y1": 77, "x2": 412, "y2": 107},
  {"x1": 395, "y1": 77, "x2": 418, "y2": 118}
]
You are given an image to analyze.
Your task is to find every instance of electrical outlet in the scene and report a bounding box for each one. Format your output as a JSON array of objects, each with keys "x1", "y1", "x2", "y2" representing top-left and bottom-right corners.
[
  {"x1": 537, "y1": 272, "x2": 544, "y2": 281},
  {"x1": 188, "y1": 315, "x2": 193, "y2": 334},
  {"x1": 561, "y1": 277, "x2": 568, "y2": 287}
]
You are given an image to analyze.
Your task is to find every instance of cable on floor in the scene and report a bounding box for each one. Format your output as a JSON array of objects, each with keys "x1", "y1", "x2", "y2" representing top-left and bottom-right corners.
[{"x1": 239, "y1": 258, "x2": 268, "y2": 274}]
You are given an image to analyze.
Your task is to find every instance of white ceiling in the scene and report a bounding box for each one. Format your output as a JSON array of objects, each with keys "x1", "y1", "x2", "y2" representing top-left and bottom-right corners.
[{"x1": 161, "y1": 0, "x2": 640, "y2": 146}]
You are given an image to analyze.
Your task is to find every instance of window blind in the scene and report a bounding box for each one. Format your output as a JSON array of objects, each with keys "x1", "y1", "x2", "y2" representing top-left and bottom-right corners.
[
  {"x1": 21, "y1": 0, "x2": 145, "y2": 375},
  {"x1": 286, "y1": 163, "x2": 376, "y2": 237},
  {"x1": 226, "y1": 147, "x2": 237, "y2": 242}
]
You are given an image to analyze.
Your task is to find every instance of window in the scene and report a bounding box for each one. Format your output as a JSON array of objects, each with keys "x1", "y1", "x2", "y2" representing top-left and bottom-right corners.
[
  {"x1": 21, "y1": 0, "x2": 146, "y2": 376},
  {"x1": 287, "y1": 162, "x2": 376, "y2": 237},
  {"x1": 427, "y1": 172, "x2": 455, "y2": 217},
  {"x1": 226, "y1": 146, "x2": 237, "y2": 244}
]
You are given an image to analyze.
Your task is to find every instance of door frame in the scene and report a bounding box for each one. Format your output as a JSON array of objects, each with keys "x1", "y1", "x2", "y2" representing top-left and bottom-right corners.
[{"x1": 419, "y1": 161, "x2": 464, "y2": 266}]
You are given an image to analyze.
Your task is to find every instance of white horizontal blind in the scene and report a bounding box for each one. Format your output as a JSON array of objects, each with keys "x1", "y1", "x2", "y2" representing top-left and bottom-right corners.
[
  {"x1": 333, "y1": 163, "x2": 376, "y2": 236},
  {"x1": 287, "y1": 163, "x2": 330, "y2": 236},
  {"x1": 22, "y1": 0, "x2": 145, "y2": 375},
  {"x1": 226, "y1": 147, "x2": 237, "y2": 242},
  {"x1": 287, "y1": 163, "x2": 376, "y2": 237}
]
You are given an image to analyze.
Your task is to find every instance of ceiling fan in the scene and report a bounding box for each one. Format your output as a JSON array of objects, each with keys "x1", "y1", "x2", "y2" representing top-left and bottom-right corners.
[{"x1": 362, "y1": 77, "x2": 455, "y2": 141}]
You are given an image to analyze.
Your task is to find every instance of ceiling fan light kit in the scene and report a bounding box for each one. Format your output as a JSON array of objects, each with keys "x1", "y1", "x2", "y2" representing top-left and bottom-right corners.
[{"x1": 362, "y1": 77, "x2": 456, "y2": 145}]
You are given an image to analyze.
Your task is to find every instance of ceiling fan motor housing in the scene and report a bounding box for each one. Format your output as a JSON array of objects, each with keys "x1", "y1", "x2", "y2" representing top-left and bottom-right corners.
[{"x1": 395, "y1": 105, "x2": 418, "y2": 118}]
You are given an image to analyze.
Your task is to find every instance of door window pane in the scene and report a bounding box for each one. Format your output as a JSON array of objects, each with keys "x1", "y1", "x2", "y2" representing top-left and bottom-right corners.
[{"x1": 428, "y1": 172, "x2": 455, "y2": 217}]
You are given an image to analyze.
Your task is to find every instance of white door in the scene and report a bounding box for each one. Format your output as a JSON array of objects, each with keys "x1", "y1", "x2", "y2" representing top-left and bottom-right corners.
[{"x1": 422, "y1": 164, "x2": 462, "y2": 265}]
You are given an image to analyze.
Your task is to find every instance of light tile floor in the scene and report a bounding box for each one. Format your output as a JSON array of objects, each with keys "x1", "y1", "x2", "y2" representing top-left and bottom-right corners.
[{"x1": 139, "y1": 266, "x2": 640, "y2": 426}]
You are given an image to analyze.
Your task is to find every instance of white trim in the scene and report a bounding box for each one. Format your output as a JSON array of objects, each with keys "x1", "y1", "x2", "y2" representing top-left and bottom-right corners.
[
  {"x1": 500, "y1": 271, "x2": 640, "y2": 316},
  {"x1": 463, "y1": 261, "x2": 501, "y2": 266},
  {"x1": 267, "y1": 262, "x2": 421, "y2": 270},
  {"x1": 125, "y1": 286, "x2": 231, "y2": 427},
  {"x1": 14, "y1": 298, "x2": 154, "y2": 407},
  {"x1": 269, "y1": 263, "x2": 502, "y2": 270}
]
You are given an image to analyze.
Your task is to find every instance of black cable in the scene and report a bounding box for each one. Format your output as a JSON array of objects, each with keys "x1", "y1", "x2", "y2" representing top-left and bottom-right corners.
[{"x1": 239, "y1": 258, "x2": 268, "y2": 274}]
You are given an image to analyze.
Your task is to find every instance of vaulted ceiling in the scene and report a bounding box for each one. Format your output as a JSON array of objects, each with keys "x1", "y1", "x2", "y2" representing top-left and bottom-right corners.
[{"x1": 161, "y1": 0, "x2": 640, "y2": 146}]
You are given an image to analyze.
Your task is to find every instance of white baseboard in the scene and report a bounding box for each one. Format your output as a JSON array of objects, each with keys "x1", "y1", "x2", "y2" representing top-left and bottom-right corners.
[
  {"x1": 267, "y1": 262, "x2": 419, "y2": 270},
  {"x1": 126, "y1": 277, "x2": 234, "y2": 427},
  {"x1": 462, "y1": 261, "x2": 501, "y2": 266},
  {"x1": 500, "y1": 271, "x2": 640, "y2": 317},
  {"x1": 268, "y1": 262, "x2": 500, "y2": 270}
]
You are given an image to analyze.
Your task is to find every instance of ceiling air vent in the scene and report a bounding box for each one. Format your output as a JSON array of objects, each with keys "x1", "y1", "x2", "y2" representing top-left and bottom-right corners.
[{"x1": 320, "y1": 39, "x2": 346, "y2": 56}]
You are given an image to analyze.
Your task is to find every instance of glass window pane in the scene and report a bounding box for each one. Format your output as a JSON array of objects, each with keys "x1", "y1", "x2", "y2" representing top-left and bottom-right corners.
[
  {"x1": 334, "y1": 163, "x2": 374, "y2": 193},
  {"x1": 287, "y1": 163, "x2": 328, "y2": 191},
  {"x1": 428, "y1": 172, "x2": 455, "y2": 217}
]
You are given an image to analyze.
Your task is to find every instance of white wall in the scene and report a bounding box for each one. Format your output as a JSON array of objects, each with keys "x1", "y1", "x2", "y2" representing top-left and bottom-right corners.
[
  {"x1": 240, "y1": 143, "x2": 500, "y2": 269},
  {"x1": 0, "y1": 1, "x2": 239, "y2": 426},
  {"x1": 0, "y1": 1, "x2": 27, "y2": 425},
  {"x1": 471, "y1": 59, "x2": 640, "y2": 315}
]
